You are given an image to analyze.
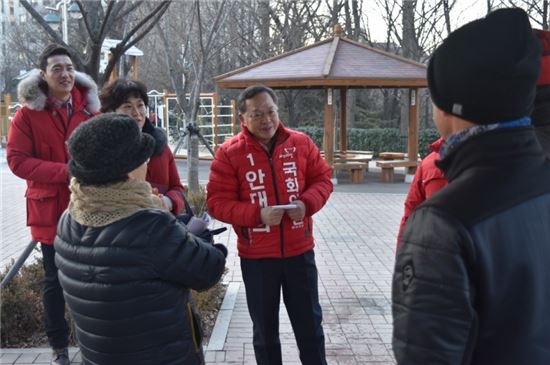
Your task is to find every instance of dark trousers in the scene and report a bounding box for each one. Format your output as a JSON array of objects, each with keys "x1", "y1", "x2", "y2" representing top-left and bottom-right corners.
[
  {"x1": 41, "y1": 243, "x2": 69, "y2": 349},
  {"x1": 241, "y1": 250, "x2": 327, "y2": 365}
]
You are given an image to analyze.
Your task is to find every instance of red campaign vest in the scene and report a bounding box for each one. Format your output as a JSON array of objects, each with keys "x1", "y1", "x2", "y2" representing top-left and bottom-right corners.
[{"x1": 207, "y1": 124, "x2": 333, "y2": 259}]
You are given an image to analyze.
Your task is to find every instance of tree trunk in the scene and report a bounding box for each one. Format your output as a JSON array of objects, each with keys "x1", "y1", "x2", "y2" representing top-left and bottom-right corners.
[
  {"x1": 442, "y1": 0, "x2": 451, "y2": 35},
  {"x1": 186, "y1": 66, "x2": 203, "y2": 194},
  {"x1": 544, "y1": 0, "x2": 549, "y2": 30},
  {"x1": 258, "y1": 0, "x2": 271, "y2": 56},
  {"x1": 400, "y1": 0, "x2": 418, "y2": 135}
]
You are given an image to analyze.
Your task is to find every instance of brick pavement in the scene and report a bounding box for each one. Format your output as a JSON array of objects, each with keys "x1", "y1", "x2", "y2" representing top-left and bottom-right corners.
[
  {"x1": 1, "y1": 149, "x2": 35, "y2": 270},
  {"x1": 1, "y1": 147, "x2": 407, "y2": 364},
  {"x1": 203, "y1": 192, "x2": 402, "y2": 365}
]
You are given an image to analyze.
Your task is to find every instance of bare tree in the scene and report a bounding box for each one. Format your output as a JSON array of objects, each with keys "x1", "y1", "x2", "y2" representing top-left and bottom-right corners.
[
  {"x1": 19, "y1": 0, "x2": 171, "y2": 85},
  {"x1": 186, "y1": 0, "x2": 231, "y2": 193},
  {"x1": 502, "y1": 0, "x2": 549, "y2": 29},
  {"x1": 155, "y1": 2, "x2": 196, "y2": 117}
]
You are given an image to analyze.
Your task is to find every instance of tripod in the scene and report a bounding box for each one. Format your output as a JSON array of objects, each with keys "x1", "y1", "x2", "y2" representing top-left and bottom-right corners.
[{"x1": 172, "y1": 122, "x2": 216, "y2": 157}]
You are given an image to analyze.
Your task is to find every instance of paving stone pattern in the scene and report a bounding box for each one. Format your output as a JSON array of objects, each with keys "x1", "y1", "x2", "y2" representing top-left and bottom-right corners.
[{"x1": 2, "y1": 148, "x2": 406, "y2": 364}]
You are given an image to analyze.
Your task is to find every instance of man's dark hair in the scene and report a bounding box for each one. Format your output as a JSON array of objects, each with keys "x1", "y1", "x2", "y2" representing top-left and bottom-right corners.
[
  {"x1": 39, "y1": 44, "x2": 72, "y2": 70},
  {"x1": 237, "y1": 85, "x2": 278, "y2": 114},
  {"x1": 99, "y1": 78, "x2": 149, "y2": 113}
]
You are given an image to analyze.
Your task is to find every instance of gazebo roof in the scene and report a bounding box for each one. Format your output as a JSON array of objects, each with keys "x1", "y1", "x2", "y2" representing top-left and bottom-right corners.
[{"x1": 215, "y1": 33, "x2": 427, "y2": 89}]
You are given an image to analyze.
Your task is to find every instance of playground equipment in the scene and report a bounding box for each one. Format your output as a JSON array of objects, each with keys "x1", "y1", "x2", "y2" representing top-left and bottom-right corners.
[
  {"x1": 147, "y1": 90, "x2": 237, "y2": 158},
  {"x1": 1, "y1": 91, "x2": 237, "y2": 157},
  {"x1": 0, "y1": 94, "x2": 21, "y2": 147}
]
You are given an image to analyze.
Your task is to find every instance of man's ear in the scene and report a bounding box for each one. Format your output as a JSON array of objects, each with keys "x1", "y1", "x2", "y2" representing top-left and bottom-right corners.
[
  {"x1": 39, "y1": 69, "x2": 46, "y2": 80},
  {"x1": 238, "y1": 114, "x2": 245, "y2": 125}
]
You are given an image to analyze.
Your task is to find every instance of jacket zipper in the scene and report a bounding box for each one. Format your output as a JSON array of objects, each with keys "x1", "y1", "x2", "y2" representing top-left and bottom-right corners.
[{"x1": 266, "y1": 150, "x2": 285, "y2": 258}]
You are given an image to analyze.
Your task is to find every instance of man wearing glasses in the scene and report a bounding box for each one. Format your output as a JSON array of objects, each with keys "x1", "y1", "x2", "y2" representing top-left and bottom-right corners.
[{"x1": 207, "y1": 85, "x2": 333, "y2": 365}]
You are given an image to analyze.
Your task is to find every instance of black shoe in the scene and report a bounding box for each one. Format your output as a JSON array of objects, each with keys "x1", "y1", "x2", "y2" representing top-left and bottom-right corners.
[{"x1": 51, "y1": 348, "x2": 70, "y2": 365}]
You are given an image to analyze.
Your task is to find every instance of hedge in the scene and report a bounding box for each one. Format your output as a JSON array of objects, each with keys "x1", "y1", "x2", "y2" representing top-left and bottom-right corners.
[{"x1": 295, "y1": 127, "x2": 440, "y2": 158}]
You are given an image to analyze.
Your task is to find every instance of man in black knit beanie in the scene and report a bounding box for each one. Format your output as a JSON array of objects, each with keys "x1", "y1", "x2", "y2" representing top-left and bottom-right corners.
[{"x1": 392, "y1": 8, "x2": 550, "y2": 365}]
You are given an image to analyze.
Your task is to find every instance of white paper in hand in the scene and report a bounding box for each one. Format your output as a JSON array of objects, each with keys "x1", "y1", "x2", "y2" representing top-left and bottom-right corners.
[{"x1": 271, "y1": 204, "x2": 298, "y2": 210}]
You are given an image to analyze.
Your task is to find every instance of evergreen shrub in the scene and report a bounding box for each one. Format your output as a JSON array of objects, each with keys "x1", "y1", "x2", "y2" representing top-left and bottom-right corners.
[{"x1": 295, "y1": 127, "x2": 441, "y2": 158}]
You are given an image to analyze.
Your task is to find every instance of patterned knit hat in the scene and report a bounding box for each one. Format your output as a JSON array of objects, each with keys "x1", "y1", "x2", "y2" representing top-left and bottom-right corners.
[
  {"x1": 427, "y1": 8, "x2": 541, "y2": 125},
  {"x1": 68, "y1": 113, "x2": 155, "y2": 185}
]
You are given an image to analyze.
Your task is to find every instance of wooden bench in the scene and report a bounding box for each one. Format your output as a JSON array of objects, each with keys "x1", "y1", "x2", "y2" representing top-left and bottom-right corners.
[
  {"x1": 334, "y1": 153, "x2": 373, "y2": 171},
  {"x1": 376, "y1": 160, "x2": 418, "y2": 183},
  {"x1": 333, "y1": 162, "x2": 368, "y2": 183},
  {"x1": 379, "y1": 152, "x2": 406, "y2": 160}
]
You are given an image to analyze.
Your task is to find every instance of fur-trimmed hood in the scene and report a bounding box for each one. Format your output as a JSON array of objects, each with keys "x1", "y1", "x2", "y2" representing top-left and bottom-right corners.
[
  {"x1": 142, "y1": 118, "x2": 167, "y2": 156},
  {"x1": 17, "y1": 69, "x2": 100, "y2": 112}
]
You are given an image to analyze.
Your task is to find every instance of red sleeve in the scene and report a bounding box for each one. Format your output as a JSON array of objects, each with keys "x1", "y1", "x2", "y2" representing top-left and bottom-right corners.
[
  {"x1": 6, "y1": 110, "x2": 68, "y2": 183},
  {"x1": 162, "y1": 148, "x2": 186, "y2": 215},
  {"x1": 424, "y1": 177, "x2": 448, "y2": 198},
  {"x1": 396, "y1": 163, "x2": 426, "y2": 250},
  {"x1": 423, "y1": 155, "x2": 448, "y2": 198},
  {"x1": 207, "y1": 147, "x2": 262, "y2": 227},
  {"x1": 298, "y1": 138, "x2": 333, "y2": 216},
  {"x1": 396, "y1": 152, "x2": 448, "y2": 251}
]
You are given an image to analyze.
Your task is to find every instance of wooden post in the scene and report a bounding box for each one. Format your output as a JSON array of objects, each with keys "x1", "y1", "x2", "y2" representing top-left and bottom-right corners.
[
  {"x1": 162, "y1": 89, "x2": 169, "y2": 131},
  {"x1": 323, "y1": 88, "x2": 334, "y2": 166},
  {"x1": 407, "y1": 88, "x2": 419, "y2": 174},
  {"x1": 1, "y1": 94, "x2": 12, "y2": 145},
  {"x1": 231, "y1": 99, "x2": 237, "y2": 136},
  {"x1": 339, "y1": 88, "x2": 347, "y2": 154},
  {"x1": 130, "y1": 56, "x2": 138, "y2": 79},
  {"x1": 108, "y1": 53, "x2": 118, "y2": 82},
  {"x1": 213, "y1": 92, "x2": 219, "y2": 149}
]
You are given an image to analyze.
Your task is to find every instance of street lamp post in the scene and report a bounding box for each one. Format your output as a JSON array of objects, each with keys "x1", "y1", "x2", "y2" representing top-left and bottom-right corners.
[{"x1": 44, "y1": 1, "x2": 82, "y2": 44}]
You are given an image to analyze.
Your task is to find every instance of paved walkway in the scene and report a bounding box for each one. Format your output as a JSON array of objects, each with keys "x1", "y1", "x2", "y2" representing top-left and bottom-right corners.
[{"x1": 1, "y1": 148, "x2": 408, "y2": 364}]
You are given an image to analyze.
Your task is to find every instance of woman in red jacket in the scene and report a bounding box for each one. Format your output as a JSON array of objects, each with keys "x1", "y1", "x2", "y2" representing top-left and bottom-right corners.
[
  {"x1": 396, "y1": 137, "x2": 448, "y2": 250},
  {"x1": 99, "y1": 79, "x2": 186, "y2": 214}
]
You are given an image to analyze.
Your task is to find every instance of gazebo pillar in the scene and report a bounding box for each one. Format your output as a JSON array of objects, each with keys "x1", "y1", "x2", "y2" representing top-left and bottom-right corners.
[
  {"x1": 323, "y1": 88, "x2": 334, "y2": 165},
  {"x1": 339, "y1": 88, "x2": 347, "y2": 153},
  {"x1": 130, "y1": 55, "x2": 138, "y2": 79},
  {"x1": 407, "y1": 88, "x2": 419, "y2": 174},
  {"x1": 231, "y1": 99, "x2": 238, "y2": 136}
]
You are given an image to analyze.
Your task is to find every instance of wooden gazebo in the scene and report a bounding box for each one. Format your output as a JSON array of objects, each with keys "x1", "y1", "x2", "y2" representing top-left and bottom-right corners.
[{"x1": 215, "y1": 25, "x2": 427, "y2": 172}]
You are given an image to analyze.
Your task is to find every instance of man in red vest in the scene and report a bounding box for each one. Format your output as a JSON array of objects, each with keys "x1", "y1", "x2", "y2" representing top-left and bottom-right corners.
[{"x1": 208, "y1": 85, "x2": 332, "y2": 364}]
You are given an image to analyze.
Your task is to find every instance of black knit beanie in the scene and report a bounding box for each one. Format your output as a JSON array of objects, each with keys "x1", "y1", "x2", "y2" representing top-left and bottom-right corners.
[
  {"x1": 428, "y1": 8, "x2": 541, "y2": 124},
  {"x1": 68, "y1": 113, "x2": 155, "y2": 185}
]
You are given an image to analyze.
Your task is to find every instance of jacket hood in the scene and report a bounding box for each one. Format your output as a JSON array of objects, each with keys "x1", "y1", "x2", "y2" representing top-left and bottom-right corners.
[
  {"x1": 429, "y1": 137, "x2": 445, "y2": 153},
  {"x1": 17, "y1": 69, "x2": 100, "y2": 113},
  {"x1": 436, "y1": 127, "x2": 542, "y2": 182},
  {"x1": 142, "y1": 118, "x2": 167, "y2": 156}
]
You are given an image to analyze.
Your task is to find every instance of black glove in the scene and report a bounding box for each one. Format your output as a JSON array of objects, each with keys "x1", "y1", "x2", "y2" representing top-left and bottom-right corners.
[
  {"x1": 176, "y1": 213, "x2": 193, "y2": 225},
  {"x1": 213, "y1": 243, "x2": 228, "y2": 258},
  {"x1": 196, "y1": 228, "x2": 214, "y2": 243},
  {"x1": 196, "y1": 227, "x2": 228, "y2": 244}
]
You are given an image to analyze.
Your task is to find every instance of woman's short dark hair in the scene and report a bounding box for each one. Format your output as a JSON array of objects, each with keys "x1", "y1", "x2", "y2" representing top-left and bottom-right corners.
[
  {"x1": 237, "y1": 85, "x2": 277, "y2": 114},
  {"x1": 99, "y1": 78, "x2": 149, "y2": 113}
]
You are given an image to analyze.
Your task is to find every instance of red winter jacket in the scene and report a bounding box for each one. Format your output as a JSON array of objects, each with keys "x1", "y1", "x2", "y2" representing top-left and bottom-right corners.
[
  {"x1": 7, "y1": 71, "x2": 99, "y2": 244},
  {"x1": 396, "y1": 138, "x2": 448, "y2": 250},
  {"x1": 207, "y1": 123, "x2": 333, "y2": 259},
  {"x1": 142, "y1": 119, "x2": 186, "y2": 215}
]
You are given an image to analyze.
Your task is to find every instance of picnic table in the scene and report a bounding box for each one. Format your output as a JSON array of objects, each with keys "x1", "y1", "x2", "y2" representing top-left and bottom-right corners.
[
  {"x1": 322, "y1": 150, "x2": 374, "y2": 184},
  {"x1": 376, "y1": 151, "x2": 418, "y2": 182}
]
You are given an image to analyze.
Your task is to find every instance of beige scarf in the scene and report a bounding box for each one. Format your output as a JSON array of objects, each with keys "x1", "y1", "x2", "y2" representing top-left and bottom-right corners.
[{"x1": 69, "y1": 178, "x2": 164, "y2": 227}]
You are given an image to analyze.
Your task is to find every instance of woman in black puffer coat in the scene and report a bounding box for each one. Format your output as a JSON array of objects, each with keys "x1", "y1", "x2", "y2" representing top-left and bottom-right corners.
[{"x1": 54, "y1": 113, "x2": 227, "y2": 365}]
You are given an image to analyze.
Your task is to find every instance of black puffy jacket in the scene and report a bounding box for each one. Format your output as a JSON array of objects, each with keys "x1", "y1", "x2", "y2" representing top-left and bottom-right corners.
[
  {"x1": 393, "y1": 127, "x2": 550, "y2": 365},
  {"x1": 54, "y1": 209, "x2": 226, "y2": 365}
]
